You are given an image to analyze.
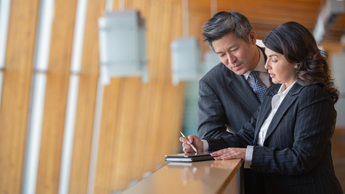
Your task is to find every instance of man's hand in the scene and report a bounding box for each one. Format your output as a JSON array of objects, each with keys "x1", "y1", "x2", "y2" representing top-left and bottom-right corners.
[
  {"x1": 211, "y1": 148, "x2": 246, "y2": 160},
  {"x1": 179, "y1": 135, "x2": 204, "y2": 153}
]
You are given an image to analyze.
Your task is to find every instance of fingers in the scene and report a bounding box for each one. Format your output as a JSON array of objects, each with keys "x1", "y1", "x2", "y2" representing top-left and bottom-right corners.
[
  {"x1": 188, "y1": 135, "x2": 204, "y2": 153},
  {"x1": 210, "y1": 148, "x2": 246, "y2": 160},
  {"x1": 179, "y1": 137, "x2": 195, "y2": 153},
  {"x1": 188, "y1": 136, "x2": 194, "y2": 144},
  {"x1": 179, "y1": 135, "x2": 203, "y2": 153},
  {"x1": 211, "y1": 149, "x2": 230, "y2": 160},
  {"x1": 210, "y1": 149, "x2": 228, "y2": 158},
  {"x1": 182, "y1": 143, "x2": 195, "y2": 153},
  {"x1": 179, "y1": 137, "x2": 189, "y2": 143}
]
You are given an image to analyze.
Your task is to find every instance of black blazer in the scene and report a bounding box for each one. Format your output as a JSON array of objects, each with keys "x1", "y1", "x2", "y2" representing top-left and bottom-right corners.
[{"x1": 206, "y1": 83, "x2": 343, "y2": 194}]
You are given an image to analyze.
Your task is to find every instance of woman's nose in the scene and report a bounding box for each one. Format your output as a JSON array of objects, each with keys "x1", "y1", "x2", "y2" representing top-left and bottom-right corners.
[{"x1": 264, "y1": 61, "x2": 270, "y2": 69}]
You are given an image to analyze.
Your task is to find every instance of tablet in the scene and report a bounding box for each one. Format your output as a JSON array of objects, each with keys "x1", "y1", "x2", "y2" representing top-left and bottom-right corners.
[{"x1": 165, "y1": 152, "x2": 214, "y2": 162}]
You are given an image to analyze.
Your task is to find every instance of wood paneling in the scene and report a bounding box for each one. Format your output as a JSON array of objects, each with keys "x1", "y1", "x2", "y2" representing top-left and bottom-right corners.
[
  {"x1": 68, "y1": 0, "x2": 106, "y2": 193},
  {"x1": 323, "y1": 13, "x2": 345, "y2": 43},
  {"x1": 36, "y1": 0, "x2": 78, "y2": 193},
  {"x1": 217, "y1": 0, "x2": 321, "y2": 40},
  {"x1": 94, "y1": 78, "x2": 122, "y2": 194},
  {"x1": 93, "y1": 0, "x2": 187, "y2": 192},
  {"x1": 93, "y1": 0, "x2": 123, "y2": 191},
  {"x1": 112, "y1": 77, "x2": 141, "y2": 189},
  {"x1": 0, "y1": 0, "x2": 39, "y2": 193},
  {"x1": 1, "y1": 0, "x2": 344, "y2": 194}
]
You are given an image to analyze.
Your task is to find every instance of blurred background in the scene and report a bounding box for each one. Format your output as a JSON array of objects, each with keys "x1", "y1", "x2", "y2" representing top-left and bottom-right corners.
[{"x1": 0, "y1": 0, "x2": 344, "y2": 193}]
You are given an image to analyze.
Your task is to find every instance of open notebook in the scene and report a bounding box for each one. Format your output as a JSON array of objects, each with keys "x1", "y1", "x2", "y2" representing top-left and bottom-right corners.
[{"x1": 165, "y1": 152, "x2": 214, "y2": 162}]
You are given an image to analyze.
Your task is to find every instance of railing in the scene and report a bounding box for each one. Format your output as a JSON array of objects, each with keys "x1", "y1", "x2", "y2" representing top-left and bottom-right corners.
[{"x1": 122, "y1": 159, "x2": 243, "y2": 194}]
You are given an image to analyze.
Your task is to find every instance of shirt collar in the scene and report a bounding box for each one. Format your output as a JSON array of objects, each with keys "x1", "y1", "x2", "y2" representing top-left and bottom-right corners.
[
  {"x1": 277, "y1": 81, "x2": 297, "y2": 97},
  {"x1": 244, "y1": 47, "x2": 266, "y2": 80}
]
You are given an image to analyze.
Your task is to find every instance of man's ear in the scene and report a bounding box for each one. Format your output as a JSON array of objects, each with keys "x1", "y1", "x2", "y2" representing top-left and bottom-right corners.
[{"x1": 248, "y1": 30, "x2": 257, "y2": 45}]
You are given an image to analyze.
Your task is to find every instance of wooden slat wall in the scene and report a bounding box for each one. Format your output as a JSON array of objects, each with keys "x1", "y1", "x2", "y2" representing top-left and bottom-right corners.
[
  {"x1": 0, "y1": 0, "x2": 189, "y2": 193},
  {"x1": 0, "y1": 0, "x2": 39, "y2": 193},
  {"x1": 93, "y1": 0, "x2": 188, "y2": 192},
  {"x1": 36, "y1": 0, "x2": 78, "y2": 193},
  {"x1": 2, "y1": 0, "x2": 345, "y2": 194},
  {"x1": 217, "y1": 0, "x2": 321, "y2": 40},
  {"x1": 68, "y1": 0, "x2": 106, "y2": 193},
  {"x1": 0, "y1": 0, "x2": 212, "y2": 192}
]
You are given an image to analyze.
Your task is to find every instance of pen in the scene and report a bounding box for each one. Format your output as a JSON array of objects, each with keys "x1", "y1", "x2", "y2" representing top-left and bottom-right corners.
[{"x1": 180, "y1": 131, "x2": 198, "y2": 153}]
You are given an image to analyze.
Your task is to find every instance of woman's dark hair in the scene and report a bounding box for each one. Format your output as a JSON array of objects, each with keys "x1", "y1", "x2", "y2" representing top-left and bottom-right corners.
[
  {"x1": 202, "y1": 11, "x2": 253, "y2": 52},
  {"x1": 263, "y1": 21, "x2": 339, "y2": 103}
]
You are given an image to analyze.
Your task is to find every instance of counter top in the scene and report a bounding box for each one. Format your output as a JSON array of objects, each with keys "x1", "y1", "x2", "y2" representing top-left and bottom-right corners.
[{"x1": 122, "y1": 159, "x2": 243, "y2": 194}]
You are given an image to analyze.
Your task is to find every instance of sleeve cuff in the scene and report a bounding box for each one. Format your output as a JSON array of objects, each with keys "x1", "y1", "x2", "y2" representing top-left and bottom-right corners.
[
  {"x1": 201, "y1": 140, "x2": 209, "y2": 152},
  {"x1": 244, "y1": 145, "x2": 254, "y2": 169}
]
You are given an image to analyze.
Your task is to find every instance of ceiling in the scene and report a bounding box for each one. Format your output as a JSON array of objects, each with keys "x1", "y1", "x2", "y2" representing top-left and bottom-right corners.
[{"x1": 190, "y1": 0, "x2": 345, "y2": 45}]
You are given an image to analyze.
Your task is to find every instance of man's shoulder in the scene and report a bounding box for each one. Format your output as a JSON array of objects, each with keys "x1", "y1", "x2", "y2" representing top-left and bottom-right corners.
[{"x1": 200, "y1": 63, "x2": 235, "y2": 83}]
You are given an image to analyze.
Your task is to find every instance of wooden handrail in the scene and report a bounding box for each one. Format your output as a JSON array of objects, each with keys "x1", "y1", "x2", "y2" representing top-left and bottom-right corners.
[{"x1": 122, "y1": 159, "x2": 243, "y2": 194}]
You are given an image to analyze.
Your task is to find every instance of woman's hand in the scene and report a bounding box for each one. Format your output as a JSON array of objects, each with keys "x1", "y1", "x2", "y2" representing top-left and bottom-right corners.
[
  {"x1": 179, "y1": 135, "x2": 204, "y2": 153},
  {"x1": 211, "y1": 148, "x2": 247, "y2": 160}
]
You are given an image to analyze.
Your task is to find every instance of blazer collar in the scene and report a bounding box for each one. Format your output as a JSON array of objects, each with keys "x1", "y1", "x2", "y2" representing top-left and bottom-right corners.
[
  {"x1": 224, "y1": 65, "x2": 261, "y2": 113},
  {"x1": 266, "y1": 82, "x2": 304, "y2": 97},
  {"x1": 263, "y1": 82, "x2": 304, "y2": 144}
]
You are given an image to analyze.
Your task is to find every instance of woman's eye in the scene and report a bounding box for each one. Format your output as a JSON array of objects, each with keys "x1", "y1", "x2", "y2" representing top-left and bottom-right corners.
[{"x1": 272, "y1": 60, "x2": 278, "y2": 63}]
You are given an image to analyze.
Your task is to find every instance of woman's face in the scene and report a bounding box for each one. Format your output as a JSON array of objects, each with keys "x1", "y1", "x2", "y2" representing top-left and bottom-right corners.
[{"x1": 264, "y1": 47, "x2": 297, "y2": 88}]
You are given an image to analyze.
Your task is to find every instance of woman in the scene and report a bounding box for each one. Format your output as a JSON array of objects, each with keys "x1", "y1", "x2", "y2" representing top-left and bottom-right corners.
[{"x1": 180, "y1": 22, "x2": 343, "y2": 194}]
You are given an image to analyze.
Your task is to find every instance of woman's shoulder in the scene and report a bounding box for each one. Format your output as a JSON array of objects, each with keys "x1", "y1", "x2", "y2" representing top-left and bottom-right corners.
[
  {"x1": 299, "y1": 84, "x2": 325, "y2": 94},
  {"x1": 297, "y1": 83, "x2": 333, "y2": 103}
]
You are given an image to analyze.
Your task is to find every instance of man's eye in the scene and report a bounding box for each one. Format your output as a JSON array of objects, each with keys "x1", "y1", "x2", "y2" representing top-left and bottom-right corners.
[{"x1": 230, "y1": 48, "x2": 238, "y2": 52}]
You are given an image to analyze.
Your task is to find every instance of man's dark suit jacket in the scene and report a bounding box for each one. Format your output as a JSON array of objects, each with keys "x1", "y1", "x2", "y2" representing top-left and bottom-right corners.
[
  {"x1": 205, "y1": 83, "x2": 343, "y2": 194},
  {"x1": 197, "y1": 57, "x2": 264, "y2": 139}
]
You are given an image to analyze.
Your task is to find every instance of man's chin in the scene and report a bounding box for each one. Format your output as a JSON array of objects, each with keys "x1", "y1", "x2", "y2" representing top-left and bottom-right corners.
[
  {"x1": 224, "y1": 65, "x2": 247, "y2": 75},
  {"x1": 232, "y1": 68, "x2": 247, "y2": 75},
  {"x1": 226, "y1": 66, "x2": 246, "y2": 75}
]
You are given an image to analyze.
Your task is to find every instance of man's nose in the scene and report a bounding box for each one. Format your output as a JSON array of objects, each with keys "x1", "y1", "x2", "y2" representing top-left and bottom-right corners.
[{"x1": 227, "y1": 53, "x2": 236, "y2": 64}]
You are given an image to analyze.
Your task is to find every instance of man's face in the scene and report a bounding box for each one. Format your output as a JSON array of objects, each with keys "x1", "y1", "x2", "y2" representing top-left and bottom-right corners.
[{"x1": 212, "y1": 31, "x2": 259, "y2": 75}]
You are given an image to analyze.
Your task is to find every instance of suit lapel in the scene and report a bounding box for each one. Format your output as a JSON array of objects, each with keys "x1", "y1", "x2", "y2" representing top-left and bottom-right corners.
[
  {"x1": 226, "y1": 70, "x2": 260, "y2": 113},
  {"x1": 253, "y1": 87, "x2": 277, "y2": 144},
  {"x1": 263, "y1": 83, "x2": 304, "y2": 144}
]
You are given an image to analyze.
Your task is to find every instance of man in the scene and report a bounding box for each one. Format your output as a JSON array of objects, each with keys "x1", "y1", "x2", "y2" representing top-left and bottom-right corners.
[
  {"x1": 197, "y1": 11, "x2": 272, "y2": 194},
  {"x1": 198, "y1": 11, "x2": 272, "y2": 140}
]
